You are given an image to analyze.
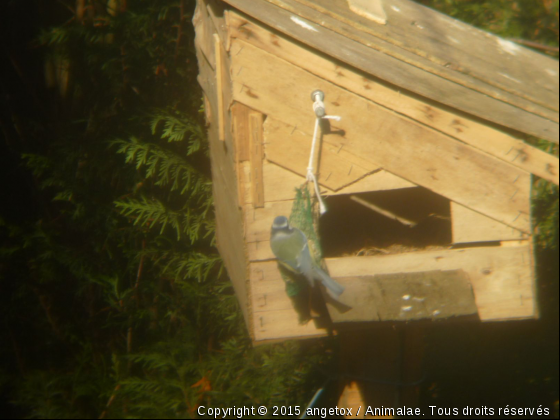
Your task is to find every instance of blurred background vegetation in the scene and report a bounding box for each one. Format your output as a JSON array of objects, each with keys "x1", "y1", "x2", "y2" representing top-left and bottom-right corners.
[{"x1": 0, "y1": 0, "x2": 557, "y2": 418}]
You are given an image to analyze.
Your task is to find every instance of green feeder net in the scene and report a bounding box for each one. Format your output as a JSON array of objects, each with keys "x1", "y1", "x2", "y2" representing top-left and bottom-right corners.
[{"x1": 277, "y1": 184, "x2": 329, "y2": 323}]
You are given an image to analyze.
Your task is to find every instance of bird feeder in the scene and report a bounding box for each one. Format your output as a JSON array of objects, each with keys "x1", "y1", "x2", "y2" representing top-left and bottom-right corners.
[{"x1": 193, "y1": 0, "x2": 559, "y2": 344}]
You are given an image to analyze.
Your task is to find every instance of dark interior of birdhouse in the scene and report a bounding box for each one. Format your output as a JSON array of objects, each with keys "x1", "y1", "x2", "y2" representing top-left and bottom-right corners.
[{"x1": 318, "y1": 187, "x2": 452, "y2": 258}]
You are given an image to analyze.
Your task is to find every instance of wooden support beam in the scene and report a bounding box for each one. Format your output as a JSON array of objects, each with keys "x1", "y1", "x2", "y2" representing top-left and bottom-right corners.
[
  {"x1": 195, "y1": 14, "x2": 251, "y2": 331},
  {"x1": 232, "y1": 102, "x2": 251, "y2": 162},
  {"x1": 213, "y1": 34, "x2": 226, "y2": 142},
  {"x1": 193, "y1": 0, "x2": 215, "y2": 69},
  {"x1": 350, "y1": 195, "x2": 417, "y2": 227},
  {"x1": 249, "y1": 112, "x2": 265, "y2": 207}
]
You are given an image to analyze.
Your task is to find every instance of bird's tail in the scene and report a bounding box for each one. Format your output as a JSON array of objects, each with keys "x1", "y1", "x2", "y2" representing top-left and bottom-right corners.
[{"x1": 314, "y1": 267, "x2": 345, "y2": 297}]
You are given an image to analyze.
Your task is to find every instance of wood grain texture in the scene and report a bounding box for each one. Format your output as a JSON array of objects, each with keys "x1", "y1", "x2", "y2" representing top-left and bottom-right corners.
[
  {"x1": 250, "y1": 262, "x2": 327, "y2": 341},
  {"x1": 221, "y1": 0, "x2": 559, "y2": 142},
  {"x1": 230, "y1": 40, "x2": 532, "y2": 233},
  {"x1": 244, "y1": 199, "x2": 293, "y2": 243},
  {"x1": 250, "y1": 243, "x2": 536, "y2": 332},
  {"x1": 226, "y1": 12, "x2": 559, "y2": 184},
  {"x1": 265, "y1": 118, "x2": 378, "y2": 191},
  {"x1": 206, "y1": 0, "x2": 230, "y2": 51},
  {"x1": 213, "y1": 34, "x2": 226, "y2": 142},
  {"x1": 284, "y1": 0, "x2": 558, "y2": 116},
  {"x1": 330, "y1": 270, "x2": 478, "y2": 322},
  {"x1": 325, "y1": 244, "x2": 536, "y2": 321},
  {"x1": 193, "y1": 1, "x2": 215, "y2": 69},
  {"x1": 195, "y1": 1, "x2": 251, "y2": 331},
  {"x1": 231, "y1": 102, "x2": 251, "y2": 162},
  {"x1": 347, "y1": 0, "x2": 386, "y2": 25},
  {"x1": 241, "y1": 159, "x2": 415, "y2": 206},
  {"x1": 452, "y1": 202, "x2": 528, "y2": 244},
  {"x1": 195, "y1": 38, "x2": 251, "y2": 330},
  {"x1": 249, "y1": 112, "x2": 265, "y2": 207}
]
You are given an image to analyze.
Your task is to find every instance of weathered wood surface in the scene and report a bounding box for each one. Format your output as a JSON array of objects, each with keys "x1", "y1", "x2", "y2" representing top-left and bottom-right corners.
[
  {"x1": 193, "y1": 0, "x2": 215, "y2": 69},
  {"x1": 347, "y1": 0, "x2": 386, "y2": 25},
  {"x1": 231, "y1": 40, "x2": 532, "y2": 233},
  {"x1": 231, "y1": 102, "x2": 251, "y2": 162},
  {"x1": 249, "y1": 262, "x2": 328, "y2": 341},
  {"x1": 250, "y1": 244, "x2": 536, "y2": 330},
  {"x1": 221, "y1": 0, "x2": 559, "y2": 142},
  {"x1": 452, "y1": 202, "x2": 528, "y2": 244},
  {"x1": 195, "y1": 3, "x2": 251, "y2": 330},
  {"x1": 231, "y1": 103, "x2": 251, "y2": 206},
  {"x1": 227, "y1": 12, "x2": 559, "y2": 184},
  {"x1": 331, "y1": 270, "x2": 478, "y2": 322},
  {"x1": 283, "y1": 0, "x2": 558, "y2": 116},
  {"x1": 244, "y1": 199, "x2": 294, "y2": 243},
  {"x1": 249, "y1": 112, "x2": 265, "y2": 207},
  {"x1": 328, "y1": 244, "x2": 536, "y2": 321},
  {"x1": 240, "y1": 159, "x2": 415, "y2": 206},
  {"x1": 265, "y1": 118, "x2": 378, "y2": 191},
  {"x1": 206, "y1": 0, "x2": 230, "y2": 51},
  {"x1": 252, "y1": 243, "x2": 536, "y2": 325},
  {"x1": 213, "y1": 34, "x2": 226, "y2": 142}
]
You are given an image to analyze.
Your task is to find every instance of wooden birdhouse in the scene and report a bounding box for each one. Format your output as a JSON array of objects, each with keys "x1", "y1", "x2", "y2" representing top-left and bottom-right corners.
[{"x1": 193, "y1": 0, "x2": 559, "y2": 344}]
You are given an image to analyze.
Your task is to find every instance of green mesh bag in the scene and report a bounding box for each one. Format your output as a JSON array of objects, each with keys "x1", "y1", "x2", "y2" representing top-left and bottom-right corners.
[{"x1": 279, "y1": 184, "x2": 324, "y2": 298}]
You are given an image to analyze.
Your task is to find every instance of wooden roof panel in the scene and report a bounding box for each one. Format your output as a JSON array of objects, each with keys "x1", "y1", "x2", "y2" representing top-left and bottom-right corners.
[
  {"x1": 301, "y1": 0, "x2": 559, "y2": 113},
  {"x1": 220, "y1": 0, "x2": 559, "y2": 143}
]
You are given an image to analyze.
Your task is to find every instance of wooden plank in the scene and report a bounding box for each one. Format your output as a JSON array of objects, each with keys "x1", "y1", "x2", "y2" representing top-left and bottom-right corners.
[
  {"x1": 232, "y1": 103, "x2": 251, "y2": 207},
  {"x1": 244, "y1": 199, "x2": 293, "y2": 243},
  {"x1": 213, "y1": 34, "x2": 226, "y2": 142},
  {"x1": 193, "y1": 0, "x2": 215, "y2": 69},
  {"x1": 251, "y1": 244, "x2": 536, "y2": 321},
  {"x1": 195, "y1": 37, "x2": 251, "y2": 332},
  {"x1": 250, "y1": 262, "x2": 327, "y2": 341},
  {"x1": 221, "y1": 0, "x2": 559, "y2": 142},
  {"x1": 284, "y1": 0, "x2": 558, "y2": 117},
  {"x1": 331, "y1": 270, "x2": 478, "y2": 322},
  {"x1": 206, "y1": 0, "x2": 230, "y2": 51},
  {"x1": 242, "y1": 159, "x2": 415, "y2": 206},
  {"x1": 452, "y1": 202, "x2": 528, "y2": 244},
  {"x1": 347, "y1": 0, "x2": 386, "y2": 25},
  {"x1": 327, "y1": 169, "x2": 416, "y2": 195},
  {"x1": 231, "y1": 102, "x2": 251, "y2": 162},
  {"x1": 265, "y1": 118, "x2": 378, "y2": 191},
  {"x1": 230, "y1": 40, "x2": 532, "y2": 233},
  {"x1": 323, "y1": 244, "x2": 536, "y2": 321},
  {"x1": 237, "y1": 161, "x2": 249, "y2": 207},
  {"x1": 226, "y1": 12, "x2": 559, "y2": 184},
  {"x1": 250, "y1": 243, "x2": 535, "y2": 341},
  {"x1": 249, "y1": 112, "x2": 265, "y2": 207}
]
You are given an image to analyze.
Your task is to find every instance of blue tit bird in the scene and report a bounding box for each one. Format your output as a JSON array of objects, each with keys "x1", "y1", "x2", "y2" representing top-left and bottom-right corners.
[{"x1": 270, "y1": 216, "x2": 345, "y2": 299}]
